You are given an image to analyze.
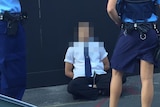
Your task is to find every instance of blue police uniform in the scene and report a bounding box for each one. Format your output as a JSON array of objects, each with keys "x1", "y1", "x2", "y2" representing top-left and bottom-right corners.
[
  {"x1": 111, "y1": 0, "x2": 160, "y2": 73},
  {"x1": 122, "y1": 0, "x2": 160, "y2": 23},
  {"x1": 0, "y1": 0, "x2": 26, "y2": 100}
]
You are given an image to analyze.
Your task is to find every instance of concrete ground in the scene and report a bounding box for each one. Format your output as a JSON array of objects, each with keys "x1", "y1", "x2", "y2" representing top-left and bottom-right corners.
[{"x1": 22, "y1": 73, "x2": 160, "y2": 107}]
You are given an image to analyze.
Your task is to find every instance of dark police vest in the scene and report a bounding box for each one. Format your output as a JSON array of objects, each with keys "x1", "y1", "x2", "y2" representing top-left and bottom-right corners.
[{"x1": 117, "y1": 0, "x2": 156, "y2": 21}]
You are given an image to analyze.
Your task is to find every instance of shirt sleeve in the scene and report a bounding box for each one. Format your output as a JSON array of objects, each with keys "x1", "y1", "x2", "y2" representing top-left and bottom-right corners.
[
  {"x1": 99, "y1": 47, "x2": 108, "y2": 60},
  {"x1": 64, "y1": 47, "x2": 74, "y2": 64}
]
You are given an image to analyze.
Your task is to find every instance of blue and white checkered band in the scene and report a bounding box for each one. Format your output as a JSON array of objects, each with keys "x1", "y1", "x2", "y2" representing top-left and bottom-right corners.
[{"x1": 0, "y1": 0, "x2": 21, "y2": 13}]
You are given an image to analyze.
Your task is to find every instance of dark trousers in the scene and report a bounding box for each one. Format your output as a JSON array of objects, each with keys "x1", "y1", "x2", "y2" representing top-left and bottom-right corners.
[
  {"x1": 67, "y1": 73, "x2": 112, "y2": 100},
  {"x1": 0, "y1": 21, "x2": 26, "y2": 100}
]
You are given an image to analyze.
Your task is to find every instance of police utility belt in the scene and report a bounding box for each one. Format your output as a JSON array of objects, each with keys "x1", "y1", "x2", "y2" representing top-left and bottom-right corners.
[
  {"x1": 0, "y1": 11, "x2": 28, "y2": 36},
  {"x1": 121, "y1": 22, "x2": 159, "y2": 40}
]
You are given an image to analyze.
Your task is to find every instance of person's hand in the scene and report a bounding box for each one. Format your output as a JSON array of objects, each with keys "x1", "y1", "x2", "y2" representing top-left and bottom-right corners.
[{"x1": 93, "y1": 84, "x2": 97, "y2": 88}]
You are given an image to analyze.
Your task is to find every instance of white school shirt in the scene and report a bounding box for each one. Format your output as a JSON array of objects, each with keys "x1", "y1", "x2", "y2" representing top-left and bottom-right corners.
[
  {"x1": 64, "y1": 42, "x2": 108, "y2": 79},
  {"x1": 0, "y1": 0, "x2": 21, "y2": 13}
]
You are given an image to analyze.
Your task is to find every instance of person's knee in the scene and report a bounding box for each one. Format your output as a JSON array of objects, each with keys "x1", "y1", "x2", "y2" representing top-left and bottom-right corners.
[
  {"x1": 112, "y1": 69, "x2": 123, "y2": 78},
  {"x1": 67, "y1": 81, "x2": 78, "y2": 93}
]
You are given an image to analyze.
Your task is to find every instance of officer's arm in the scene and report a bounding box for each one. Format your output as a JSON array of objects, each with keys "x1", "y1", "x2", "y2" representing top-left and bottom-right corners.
[
  {"x1": 65, "y1": 62, "x2": 74, "y2": 79},
  {"x1": 102, "y1": 56, "x2": 110, "y2": 72},
  {"x1": 107, "y1": 0, "x2": 121, "y2": 26}
]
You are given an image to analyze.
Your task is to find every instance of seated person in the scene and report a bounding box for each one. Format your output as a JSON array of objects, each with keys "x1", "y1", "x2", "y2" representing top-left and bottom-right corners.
[{"x1": 64, "y1": 22, "x2": 126, "y2": 100}]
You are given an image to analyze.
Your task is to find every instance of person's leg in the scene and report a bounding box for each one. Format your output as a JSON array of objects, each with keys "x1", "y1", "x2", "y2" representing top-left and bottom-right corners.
[
  {"x1": 109, "y1": 69, "x2": 123, "y2": 107},
  {"x1": 67, "y1": 77, "x2": 99, "y2": 100},
  {"x1": 0, "y1": 23, "x2": 26, "y2": 100},
  {"x1": 95, "y1": 73, "x2": 111, "y2": 96},
  {"x1": 67, "y1": 78, "x2": 84, "y2": 99},
  {"x1": 1, "y1": 57, "x2": 26, "y2": 100},
  {"x1": 140, "y1": 60, "x2": 154, "y2": 107}
]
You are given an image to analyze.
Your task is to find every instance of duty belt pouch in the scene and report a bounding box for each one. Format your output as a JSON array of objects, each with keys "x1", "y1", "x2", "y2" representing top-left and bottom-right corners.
[
  {"x1": 3, "y1": 11, "x2": 19, "y2": 36},
  {"x1": 7, "y1": 20, "x2": 18, "y2": 36}
]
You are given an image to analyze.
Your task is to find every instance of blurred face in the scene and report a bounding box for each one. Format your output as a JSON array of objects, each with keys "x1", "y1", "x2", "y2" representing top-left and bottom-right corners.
[{"x1": 78, "y1": 22, "x2": 90, "y2": 42}]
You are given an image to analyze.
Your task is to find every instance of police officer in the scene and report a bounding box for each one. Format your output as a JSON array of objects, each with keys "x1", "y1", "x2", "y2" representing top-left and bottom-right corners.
[
  {"x1": 107, "y1": 0, "x2": 160, "y2": 107},
  {"x1": 0, "y1": 0, "x2": 27, "y2": 100}
]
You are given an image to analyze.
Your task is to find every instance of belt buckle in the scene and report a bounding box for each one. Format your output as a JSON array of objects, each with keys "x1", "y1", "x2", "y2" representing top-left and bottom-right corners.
[
  {"x1": 140, "y1": 33, "x2": 146, "y2": 40},
  {"x1": 134, "y1": 23, "x2": 137, "y2": 30}
]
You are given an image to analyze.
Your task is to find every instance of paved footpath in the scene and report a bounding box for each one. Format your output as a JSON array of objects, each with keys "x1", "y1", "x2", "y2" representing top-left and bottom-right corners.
[{"x1": 23, "y1": 73, "x2": 160, "y2": 107}]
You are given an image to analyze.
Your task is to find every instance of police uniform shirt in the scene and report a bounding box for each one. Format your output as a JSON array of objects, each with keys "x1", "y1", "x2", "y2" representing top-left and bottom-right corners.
[
  {"x1": 118, "y1": 0, "x2": 160, "y2": 23},
  {"x1": 64, "y1": 42, "x2": 108, "y2": 79},
  {"x1": 0, "y1": 0, "x2": 21, "y2": 13}
]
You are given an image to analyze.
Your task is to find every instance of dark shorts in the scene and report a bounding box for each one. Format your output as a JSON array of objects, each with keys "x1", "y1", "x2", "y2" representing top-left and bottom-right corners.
[{"x1": 111, "y1": 29, "x2": 158, "y2": 73}]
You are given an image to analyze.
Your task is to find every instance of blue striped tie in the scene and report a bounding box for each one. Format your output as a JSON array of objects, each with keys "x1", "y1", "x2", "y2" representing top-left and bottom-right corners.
[{"x1": 84, "y1": 47, "x2": 92, "y2": 77}]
